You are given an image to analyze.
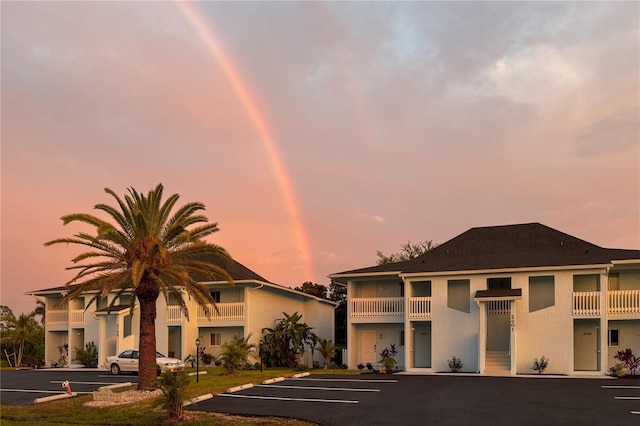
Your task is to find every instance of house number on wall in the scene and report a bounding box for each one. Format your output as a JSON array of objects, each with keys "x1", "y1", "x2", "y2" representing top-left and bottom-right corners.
[{"x1": 510, "y1": 314, "x2": 515, "y2": 331}]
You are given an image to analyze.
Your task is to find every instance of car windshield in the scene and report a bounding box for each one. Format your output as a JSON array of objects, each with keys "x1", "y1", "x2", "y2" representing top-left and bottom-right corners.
[{"x1": 156, "y1": 352, "x2": 166, "y2": 358}]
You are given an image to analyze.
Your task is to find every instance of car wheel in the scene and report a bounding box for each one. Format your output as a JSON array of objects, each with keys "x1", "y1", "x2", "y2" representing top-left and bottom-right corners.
[{"x1": 110, "y1": 363, "x2": 121, "y2": 375}]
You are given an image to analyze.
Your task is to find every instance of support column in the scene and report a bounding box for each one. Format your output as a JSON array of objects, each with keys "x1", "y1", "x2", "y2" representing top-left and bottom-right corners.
[
  {"x1": 599, "y1": 272, "x2": 608, "y2": 374},
  {"x1": 478, "y1": 302, "x2": 486, "y2": 374},
  {"x1": 510, "y1": 301, "x2": 516, "y2": 375}
]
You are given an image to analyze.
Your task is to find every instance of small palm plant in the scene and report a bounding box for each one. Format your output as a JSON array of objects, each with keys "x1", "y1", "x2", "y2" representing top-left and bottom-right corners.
[
  {"x1": 532, "y1": 355, "x2": 549, "y2": 374},
  {"x1": 218, "y1": 334, "x2": 257, "y2": 374},
  {"x1": 316, "y1": 338, "x2": 338, "y2": 369}
]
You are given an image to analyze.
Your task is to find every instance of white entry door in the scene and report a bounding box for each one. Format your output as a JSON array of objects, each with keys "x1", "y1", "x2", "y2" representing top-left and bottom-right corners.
[{"x1": 362, "y1": 330, "x2": 377, "y2": 364}]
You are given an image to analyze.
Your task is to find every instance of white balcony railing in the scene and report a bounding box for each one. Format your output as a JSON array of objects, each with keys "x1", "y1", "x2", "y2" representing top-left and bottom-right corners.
[
  {"x1": 166, "y1": 305, "x2": 183, "y2": 325},
  {"x1": 71, "y1": 310, "x2": 84, "y2": 326},
  {"x1": 608, "y1": 289, "x2": 640, "y2": 314},
  {"x1": 408, "y1": 297, "x2": 432, "y2": 319},
  {"x1": 350, "y1": 297, "x2": 404, "y2": 318},
  {"x1": 573, "y1": 291, "x2": 601, "y2": 316},
  {"x1": 197, "y1": 302, "x2": 244, "y2": 322},
  {"x1": 47, "y1": 310, "x2": 68, "y2": 324}
]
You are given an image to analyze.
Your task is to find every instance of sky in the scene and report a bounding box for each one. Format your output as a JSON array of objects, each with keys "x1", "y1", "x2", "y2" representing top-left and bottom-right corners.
[{"x1": 1, "y1": 1, "x2": 639, "y2": 315}]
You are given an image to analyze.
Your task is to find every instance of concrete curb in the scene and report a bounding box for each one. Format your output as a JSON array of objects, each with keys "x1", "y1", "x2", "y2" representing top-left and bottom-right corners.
[
  {"x1": 262, "y1": 377, "x2": 285, "y2": 384},
  {"x1": 188, "y1": 371, "x2": 208, "y2": 377},
  {"x1": 293, "y1": 372, "x2": 311, "y2": 378},
  {"x1": 99, "y1": 382, "x2": 132, "y2": 390},
  {"x1": 226, "y1": 383, "x2": 255, "y2": 393},
  {"x1": 183, "y1": 393, "x2": 213, "y2": 406},
  {"x1": 34, "y1": 392, "x2": 78, "y2": 404}
]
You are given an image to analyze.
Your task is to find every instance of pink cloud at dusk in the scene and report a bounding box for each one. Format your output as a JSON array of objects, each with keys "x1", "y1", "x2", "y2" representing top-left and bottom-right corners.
[{"x1": 1, "y1": 1, "x2": 638, "y2": 315}]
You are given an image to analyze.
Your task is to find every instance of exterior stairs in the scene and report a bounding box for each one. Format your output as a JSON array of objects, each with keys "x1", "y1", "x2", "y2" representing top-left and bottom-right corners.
[{"x1": 485, "y1": 351, "x2": 510, "y2": 375}]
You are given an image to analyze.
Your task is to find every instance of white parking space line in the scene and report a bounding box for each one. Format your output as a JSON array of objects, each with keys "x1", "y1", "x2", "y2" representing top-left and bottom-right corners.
[
  {"x1": 602, "y1": 386, "x2": 640, "y2": 389},
  {"x1": 631, "y1": 411, "x2": 640, "y2": 415},
  {"x1": 613, "y1": 396, "x2": 640, "y2": 400},
  {"x1": 217, "y1": 393, "x2": 358, "y2": 404},
  {"x1": 291, "y1": 378, "x2": 397, "y2": 383},
  {"x1": 256, "y1": 384, "x2": 379, "y2": 392},
  {"x1": 1, "y1": 389, "x2": 93, "y2": 395}
]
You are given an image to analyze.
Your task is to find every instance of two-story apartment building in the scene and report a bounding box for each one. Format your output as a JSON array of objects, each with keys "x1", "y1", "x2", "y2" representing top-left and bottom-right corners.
[
  {"x1": 329, "y1": 223, "x2": 640, "y2": 375},
  {"x1": 27, "y1": 257, "x2": 336, "y2": 368}
]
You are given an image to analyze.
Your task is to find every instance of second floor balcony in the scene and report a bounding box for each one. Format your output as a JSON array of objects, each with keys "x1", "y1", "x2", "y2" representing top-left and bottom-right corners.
[
  {"x1": 46, "y1": 309, "x2": 85, "y2": 328},
  {"x1": 166, "y1": 302, "x2": 245, "y2": 325},
  {"x1": 573, "y1": 290, "x2": 640, "y2": 317},
  {"x1": 350, "y1": 297, "x2": 432, "y2": 322}
]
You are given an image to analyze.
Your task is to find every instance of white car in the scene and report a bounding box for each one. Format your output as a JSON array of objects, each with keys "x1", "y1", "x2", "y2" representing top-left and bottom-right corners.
[{"x1": 105, "y1": 349, "x2": 185, "y2": 375}]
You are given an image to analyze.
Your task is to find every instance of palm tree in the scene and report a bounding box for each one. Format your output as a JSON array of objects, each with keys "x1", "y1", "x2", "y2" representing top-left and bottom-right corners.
[
  {"x1": 217, "y1": 334, "x2": 257, "y2": 375},
  {"x1": 45, "y1": 184, "x2": 234, "y2": 390},
  {"x1": 316, "y1": 337, "x2": 338, "y2": 369},
  {"x1": 261, "y1": 312, "x2": 317, "y2": 367},
  {"x1": 0, "y1": 306, "x2": 41, "y2": 367}
]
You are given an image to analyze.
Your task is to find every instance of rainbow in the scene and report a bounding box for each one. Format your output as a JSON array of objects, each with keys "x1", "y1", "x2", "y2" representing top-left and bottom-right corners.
[{"x1": 175, "y1": 1, "x2": 314, "y2": 284}]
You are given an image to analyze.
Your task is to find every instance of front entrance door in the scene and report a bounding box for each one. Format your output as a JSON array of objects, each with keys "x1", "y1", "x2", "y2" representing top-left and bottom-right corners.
[
  {"x1": 361, "y1": 330, "x2": 377, "y2": 364},
  {"x1": 574, "y1": 319, "x2": 599, "y2": 371}
]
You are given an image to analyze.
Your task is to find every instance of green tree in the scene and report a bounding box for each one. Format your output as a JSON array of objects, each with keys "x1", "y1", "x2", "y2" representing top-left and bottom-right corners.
[
  {"x1": 260, "y1": 312, "x2": 317, "y2": 368},
  {"x1": 294, "y1": 282, "x2": 328, "y2": 299},
  {"x1": 376, "y1": 240, "x2": 438, "y2": 265},
  {"x1": 217, "y1": 334, "x2": 257, "y2": 375},
  {"x1": 45, "y1": 184, "x2": 233, "y2": 390},
  {"x1": 0, "y1": 306, "x2": 43, "y2": 367},
  {"x1": 316, "y1": 337, "x2": 338, "y2": 369}
]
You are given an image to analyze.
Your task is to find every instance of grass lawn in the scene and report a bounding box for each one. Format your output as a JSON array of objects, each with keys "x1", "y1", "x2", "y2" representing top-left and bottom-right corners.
[{"x1": 1, "y1": 367, "x2": 358, "y2": 425}]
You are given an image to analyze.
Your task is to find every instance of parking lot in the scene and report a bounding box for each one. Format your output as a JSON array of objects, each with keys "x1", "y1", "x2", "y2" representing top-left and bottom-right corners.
[
  {"x1": 188, "y1": 374, "x2": 640, "y2": 426},
  {"x1": 1, "y1": 371, "x2": 639, "y2": 425}
]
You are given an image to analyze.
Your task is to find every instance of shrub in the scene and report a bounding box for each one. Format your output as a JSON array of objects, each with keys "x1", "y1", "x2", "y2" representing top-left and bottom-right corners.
[
  {"x1": 74, "y1": 341, "x2": 98, "y2": 368},
  {"x1": 609, "y1": 363, "x2": 625, "y2": 378},
  {"x1": 295, "y1": 364, "x2": 309, "y2": 371},
  {"x1": 532, "y1": 356, "x2": 549, "y2": 374},
  {"x1": 448, "y1": 356, "x2": 463, "y2": 373},
  {"x1": 159, "y1": 371, "x2": 190, "y2": 420},
  {"x1": 341, "y1": 363, "x2": 348, "y2": 369},
  {"x1": 378, "y1": 344, "x2": 398, "y2": 371},
  {"x1": 184, "y1": 354, "x2": 196, "y2": 368},
  {"x1": 357, "y1": 363, "x2": 365, "y2": 370},
  {"x1": 217, "y1": 335, "x2": 257, "y2": 375},
  {"x1": 614, "y1": 348, "x2": 640, "y2": 376},
  {"x1": 366, "y1": 362, "x2": 373, "y2": 371}
]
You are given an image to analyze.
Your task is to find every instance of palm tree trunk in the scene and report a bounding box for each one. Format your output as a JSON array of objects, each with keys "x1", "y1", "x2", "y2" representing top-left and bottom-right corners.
[{"x1": 136, "y1": 279, "x2": 160, "y2": 391}]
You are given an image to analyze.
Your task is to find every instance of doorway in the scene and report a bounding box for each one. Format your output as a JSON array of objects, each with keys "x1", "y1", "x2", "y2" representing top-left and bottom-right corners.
[
  {"x1": 574, "y1": 319, "x2": 600, "y2": 371},
  {"x1": 361, "y1": 330, "x2": 377, "y2": 364}
]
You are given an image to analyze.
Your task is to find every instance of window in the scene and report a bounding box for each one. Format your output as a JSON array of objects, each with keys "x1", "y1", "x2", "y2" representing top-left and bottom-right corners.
[
  {"x1": 211, "y1": 291, "x2": 221, "y2": 303},
  {"x1": 608, "y1": 273, "x2": 620, "y2": 291},
  {"x1": 447, "y1": 279, "x2": 470, "y2": 313},
  {"x1": 608, "y1": 329, "x2": 619, "y2": 346},
  {"x1": 123, "y1": 315, "x2": 132, "y2": 337},
  {"x1": 487, "y1": 277, "x2": 511, "y2": 290},
  {"x1": 210, "y1": 333, "x2": 222, "y2": 346},
  {"x1": 399, "y1": 330, "x2": 405, "y2": 346},
  {"x1": 529, "y1": 276, "x2": 555, "y2": 312}
]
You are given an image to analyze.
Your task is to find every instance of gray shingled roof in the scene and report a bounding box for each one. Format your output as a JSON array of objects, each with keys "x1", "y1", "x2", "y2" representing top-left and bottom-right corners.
[
  {"x1": 27, "y1": 256, "x2": 271, "y2": 294},
  {"x1": 332, "y1": 223, "x2": 640, "y2": 276}
]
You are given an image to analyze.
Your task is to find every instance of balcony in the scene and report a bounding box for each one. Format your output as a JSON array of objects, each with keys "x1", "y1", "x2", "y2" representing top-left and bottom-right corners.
[
  {"x1": 198, "y1": 302, "x2": 244, "y2": 323},
  {"x1": 71, "y1": 310, "x2": 84, "y2": 327},
  {"x1": 408, "y1": 297, "x2": 432, "y2": 320},
  {"x1": 350, "y1": 297, "x2": 404, "y2": 322},
  {"x1": 573, "y1": 290, "x2": 640, "y2": 317},
  {"x1": 608, "y1": 289, "x2": 640, "y2": 315},
  {"x1": 166, "y1": 302, "x2": 245, "y2": 324},
  {"x1": 47, "y1": 310, "x2": 68, "y2": 324}
]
